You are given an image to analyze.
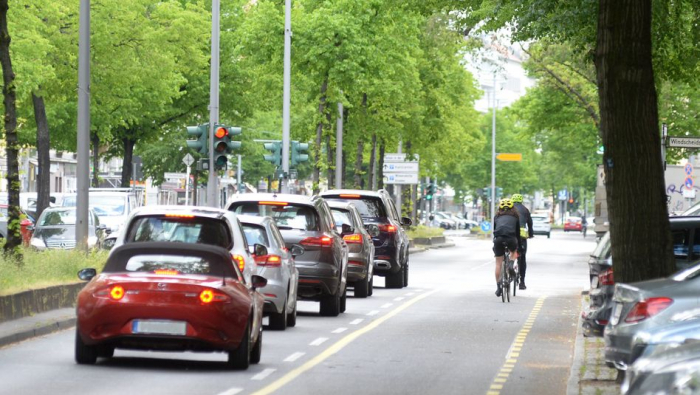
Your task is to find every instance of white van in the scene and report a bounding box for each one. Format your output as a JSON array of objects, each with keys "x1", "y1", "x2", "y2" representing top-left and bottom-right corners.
[{"x1": 61, "y1": 189, "x2": 140, "y2": 234}]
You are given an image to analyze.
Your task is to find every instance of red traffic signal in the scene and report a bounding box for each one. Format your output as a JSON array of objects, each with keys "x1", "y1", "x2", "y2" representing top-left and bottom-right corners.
[{"x1": 215, "y1": 127, "x2": 228, "y2": 139}]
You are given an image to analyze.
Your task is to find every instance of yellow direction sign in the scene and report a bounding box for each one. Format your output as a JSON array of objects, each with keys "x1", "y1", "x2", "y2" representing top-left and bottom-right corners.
[{"x1": 496, "y1": 153, "x2": 522, "y2": 161}]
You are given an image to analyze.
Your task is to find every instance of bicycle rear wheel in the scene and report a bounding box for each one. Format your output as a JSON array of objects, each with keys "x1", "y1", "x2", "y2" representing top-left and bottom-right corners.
[
  {"x1": 513, "y1": 262, "x2": 519, "y2": 297},
  {"x1": 500, "y1": 260, "x2": 507, "y2": 303}
]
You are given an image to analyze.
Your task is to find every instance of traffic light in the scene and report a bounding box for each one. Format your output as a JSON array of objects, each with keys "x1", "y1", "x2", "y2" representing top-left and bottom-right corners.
[
  {"x1": 497, "y1": 187, "x2": 503, "y2": 198},
  {"x1": 291, "y1": 141, "x2": 309, "y2": 166},
  {"x1": 186, "y1": 124, "x2": 209, "y2": 155},
  {"x1": 263, "y1": 141, "x2": 282, "y2": 167},
  {"x1": 212, "y1": 124, "x2": 242, "y2": 171},
  {"x1": 426, "y1": 182, "x2": 436, "y2": 200}
]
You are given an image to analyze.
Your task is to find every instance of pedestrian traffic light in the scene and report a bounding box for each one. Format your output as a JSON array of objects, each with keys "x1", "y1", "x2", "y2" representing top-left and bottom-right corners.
[
  {"x1": 291, "y1": 141, "x2": 309, "y2": 166},
  {"x1": 186, "y1": 124, "x2": 209, "y2": 155},
  {"x1": 263, "y1": 141, "x2": 282, "y2": 167}
]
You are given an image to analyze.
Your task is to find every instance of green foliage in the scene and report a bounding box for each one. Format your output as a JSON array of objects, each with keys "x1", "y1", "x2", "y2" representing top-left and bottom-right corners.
[{"x1": 407, "y1": 225, "x2": 444, "y2": 239}]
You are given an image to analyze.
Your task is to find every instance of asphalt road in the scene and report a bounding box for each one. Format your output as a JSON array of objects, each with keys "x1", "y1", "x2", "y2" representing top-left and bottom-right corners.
[{"x1": 0, "y1": 230, "x2": 595, "y2": 395}]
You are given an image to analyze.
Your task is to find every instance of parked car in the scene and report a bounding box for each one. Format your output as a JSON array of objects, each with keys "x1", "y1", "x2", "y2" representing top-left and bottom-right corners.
[
  {"x1": 605, "y1": 261, "x2": 700, "y2": 372},
  {"x1": 432, "y1": 212, "x2": 456, "y2": 229},
  {"x1": 238, "y1": 215, "x2": 300, "y2": 330},
  {"x1": 0, "y1": 204, "x2": 34, "y2": 239},
  {"x1": 441, "y1": 212, "x2": 468, "y2": 229},
  {"x1": 227, "y1": 194, "x2": 349, "y2": 317},
  {"x1": 319, "y1": 189, "x2": 411, "y2": 289},
  {"x1": 29, "y1": 207, "x2": 106, "y2": 250},
  {"x1": 62, "y1": 189, "x2": 140, "y2": 235},
  {"x1": 531, "y1": 214, "x2": 551, "y2": 238},
  {"x1": 327, "y1": 200, "x2": 376, "y2": 298},
  {"x1": 75, "y1": 243, "x2": 266, "y2": 370},
  {"x1": 622, "y1": 340, "x2": 700, "y2": 395},
  {"x1": 564, "y1": 217, "x2": 583, "y2": 232},
  {"x1": 112, "y1": 205, "x2": 258, "y2": 284}
]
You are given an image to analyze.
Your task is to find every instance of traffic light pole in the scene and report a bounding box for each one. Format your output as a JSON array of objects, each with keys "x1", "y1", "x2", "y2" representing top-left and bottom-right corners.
[
  {"x1": 490, "y1": 72, "x2": 497, "y2": 236},
  {"x1": 281, "y1": 0, "x2": 292, "y2": 193},
  {"x1": 76, "y1": 0, "x2": 90, "y2": 251},
  {"x1": 207, "y1": 0, "x2": 221, "y2": 207}
]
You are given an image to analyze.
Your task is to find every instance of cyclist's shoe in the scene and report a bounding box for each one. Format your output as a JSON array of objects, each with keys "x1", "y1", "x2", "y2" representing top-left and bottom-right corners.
[
  {"x1": 495, "y1": 285, "x2": 503, "y2": 297},
  {"x1": 519, "y1": 282, "x2": 527, "y2": 290}
]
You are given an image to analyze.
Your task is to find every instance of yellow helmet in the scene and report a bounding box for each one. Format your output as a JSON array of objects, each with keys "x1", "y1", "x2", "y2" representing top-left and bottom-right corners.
[
  {"x1": 511, "y1": 193, "x2": 523, "y2": 203},
  {"x1": 499, "y1": 198, "x2": 514, "y2": 210}
]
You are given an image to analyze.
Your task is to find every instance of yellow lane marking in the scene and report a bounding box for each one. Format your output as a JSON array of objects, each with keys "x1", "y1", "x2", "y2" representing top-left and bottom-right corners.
[
  {"x1": 486, "y1": 296, "x2": 547, "y2": 395},
  {"x1": 250, "y1": 289, "x2": 439, "y2": 395}
]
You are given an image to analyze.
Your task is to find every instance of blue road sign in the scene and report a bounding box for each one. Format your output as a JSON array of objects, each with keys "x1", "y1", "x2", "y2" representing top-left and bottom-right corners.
[
  {"x1": 685, "y1": 177, "x2": 694, "y2": 189},
  {"x1": 480, "y1": 221, "x2": 491, "y2": 232},
  {"x1": 558, "y1": 189, "x2": 568, "y2": 201},
  {"x1": 685, "y1": 163, "x2": 693, "y2": 175}
]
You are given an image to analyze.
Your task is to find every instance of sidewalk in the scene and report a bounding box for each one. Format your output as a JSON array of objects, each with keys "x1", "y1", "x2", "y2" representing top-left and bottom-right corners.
[{"x1": 0, "y1": 307, "x2": 75, "y2": 349}]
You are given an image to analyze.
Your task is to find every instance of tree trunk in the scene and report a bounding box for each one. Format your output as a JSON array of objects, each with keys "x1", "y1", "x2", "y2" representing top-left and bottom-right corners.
[
  {"x1": 32, "y1": 92, "x2": 50, "y2": 220},
  {"x1": 121, "y1": 137, "x2": 135, "y2": 188},
  {"x1": 369, "y1": 133, "x2": 377, "y2": 189},
  {"x1": 595, "y1": 0, "x2": 674, "y2": 282},
  {"x1": 91, "y1": 132, "x2": 100, "y2": 188},
  {"x1": 378, "y1": 141, "x2": 385, "y2": 190},
  {"x1": 313, "y1": 79, "x2": 328, "y2": 194},
  {"x1": 0, "y1": 0, "x2": 21, "y2": 257},
  {"x1": 355, "y1": 93, "x2": 367, "y2": 188}
]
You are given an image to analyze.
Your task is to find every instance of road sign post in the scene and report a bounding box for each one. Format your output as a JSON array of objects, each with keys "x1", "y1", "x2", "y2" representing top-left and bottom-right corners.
[{"x1": 183, "y1": 154, "x2": 194, "y2": 205}]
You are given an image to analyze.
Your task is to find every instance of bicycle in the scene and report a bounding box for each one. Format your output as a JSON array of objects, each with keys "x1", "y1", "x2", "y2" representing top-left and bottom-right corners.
[{"x1": 500, "y1": 242, "x2": 520, "y2": 303}]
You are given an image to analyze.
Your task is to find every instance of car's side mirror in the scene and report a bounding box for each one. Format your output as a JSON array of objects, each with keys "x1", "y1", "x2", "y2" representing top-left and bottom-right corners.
[
  {"x1": 290, "y1": 244, "x2": 304, "y2": 258},
  {"x1": 341, "y1": 223, "x2": 354, "y2": 235},
  {"x1": 401, "y1": 217, "x2": 413, "y2": 226},
  {"x1": 102, "y1": 238, "x2": 116, "y2": 250},
  {"x1": 78, "y1": 268, "x2": 97, "y2": 281},
  {"x1": 97, "y1": 224, "x2": 107, "y2": 231},
  {"x1": 251, "y1": 274, "x2": 268, "y2": 291},
  {"x1": 254, "y1": 243, "x2": 268, "y2": 257}
]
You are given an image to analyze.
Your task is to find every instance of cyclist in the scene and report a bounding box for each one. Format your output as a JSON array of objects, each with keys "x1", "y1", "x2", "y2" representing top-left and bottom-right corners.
[
  {"x1": 511, "y1": 193, "x2": 533, "y2": 290},
  {"x1": 493, "y1": 198, "x2": 521, "y2": 297}
]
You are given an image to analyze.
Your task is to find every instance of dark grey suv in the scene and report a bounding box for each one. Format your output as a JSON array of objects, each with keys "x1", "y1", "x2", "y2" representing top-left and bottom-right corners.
[
  {"x1": 227, "y1": 193, "x2": 349, "y2": 317},
  {"x1": 320, "y1": 189, "x2": 411, "y2": 289}
]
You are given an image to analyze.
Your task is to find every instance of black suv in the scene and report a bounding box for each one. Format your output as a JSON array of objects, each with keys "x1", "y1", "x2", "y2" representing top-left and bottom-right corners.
[
  {"x1": 320, "y1": 189, "x2": 411, "y2": 288},
  {"x1": 227, "y1": 193, "x2": 348, "y2": 317}
]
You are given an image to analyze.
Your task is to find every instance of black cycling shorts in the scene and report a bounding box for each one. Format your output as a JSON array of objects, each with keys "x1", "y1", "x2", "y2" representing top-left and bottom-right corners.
[{"x1": 493, "y1": 236, "x2": 518, "y2": 257}]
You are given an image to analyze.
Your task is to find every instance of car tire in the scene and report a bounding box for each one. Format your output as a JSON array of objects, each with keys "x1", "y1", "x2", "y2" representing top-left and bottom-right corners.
[
  {"x1": 75, "y1": 330, "x2": 97, "y2": 365},
  {"x1": 287, "y1": 298, "x2": 297, "y2": 328},
  {"x1": 403, "y1": 258, "x2": 409, "y2": 287},
  {"x1": 227, "y1": 323, "x2": 251, "y2": 370},
  {"x1": 339, "y1": 287, "x2": 347, "y2": 313},
  {"x1": 385, "y1": 266, "x2": 404, "y2": 289},
  {"x1": 320, "y1": 292, "x2": 340, "y2": 317},
  {"x1": 98, "y1": 345, "x2": 115, "y2": 359},
  {"x1": 354, "y1": 276, "x2": 369, "y2": 298},
  {"x1": 368, "y1": 275, "x2": 374, "y2": 296},
  {"x1": 269, "y1": 297, "x2": 288, "y2": 331},
  {"x1": 250, "y1": 326, "x2": 262, "y2": 364}
]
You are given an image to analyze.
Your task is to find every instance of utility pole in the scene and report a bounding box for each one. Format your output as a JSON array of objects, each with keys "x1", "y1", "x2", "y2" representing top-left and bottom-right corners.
[
  {"x1": 490, "y1": 73, "x2": 497, "y2": 236},
  {"x1": 76, "y1": 0, "x2": 90, "y2": 251},
  {"x1": 207, "y1": 0, "x2": 221, "y2": 207},
  {"x1": 237, "y1": 154, "x2": 242, "y2": 193},
  {"x1": 396, "y1": 140, "x2": 402, "y2": 214},
  {"x1": 335, "y1": 101, "x2": 343, "y2": 188},
  {"x1": 281, "y1": 0, "x2": 292, "y2": 193}
]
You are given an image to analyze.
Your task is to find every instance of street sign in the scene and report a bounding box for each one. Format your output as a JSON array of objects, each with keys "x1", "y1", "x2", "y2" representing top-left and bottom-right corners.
[
  {"x1": 685, "y1": 177, "x2": 694, "y2": 189},
  {"x1": 480, "y1": 221, "x2": 491, "y2": 232},
  {"x1": 668, "y1": 137, "x2": 700, "y2": 149},
  {"x1": 558, "y1": 189, "x2": 568, "y2": 201},
  {"x1": 383, "y1": 162, "x2": 419, "y2": 173},
  {"x1": 383, "y1": 173, "x2": 419, "y2": 184},
  {"x1": 496, "y1": 153, "x2": 523, "y2": 161},
  {"x1": 685, "y1": 163, "x2": 693, "y2": 175},
  {"x1": 164, "y1": 172, "x2": 187, "y2": 180},
  {"x1": 182, "y1": 153, "x2": 194, "y2": 167},
  {"x1": 384, "y1": 153, "x2": 419, "y2": 163}
]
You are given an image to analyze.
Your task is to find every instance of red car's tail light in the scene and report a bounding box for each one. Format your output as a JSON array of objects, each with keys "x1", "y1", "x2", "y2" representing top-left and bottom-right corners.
[
  {"x1": 598, "y1": 268, "x2": 614, "y2": 285},
  {"x1": 301, "y1": 235, "x2": 332, "y2": 247},
  {"x1": 343, "y1": 234, "x2": 363, "y2": 244},
  {"x1": 110, "y1": 286, "x2": 125, "y2": 300},
  {"x1": 257, "y1": 255, "x2": 281, "y2": 266},
  {"x1": 624, "y1": 297, "x2": 673, "y2": 323},
  {"x1": 378, "y1": 224, "x2": 396, "y2": 233},
  {"x1": 199, "y1": 289, "x2": 229, "y2": 304},
  {"x1": 259, "y1": 201, "x2": 288, "y2": 206},
  {"x1": 348, "y1": 260, "x2": 364, "y2": 266},
  {"x1": 231, "y1": 254, "x2": 245, "y2": 272}
]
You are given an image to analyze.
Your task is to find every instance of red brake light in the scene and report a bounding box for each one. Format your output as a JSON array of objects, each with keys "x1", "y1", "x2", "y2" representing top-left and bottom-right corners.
[
  {"x1": 200, "y1": 289, "x2": 214, "y2": 303},
  {"x1": 343, "y1": 234, "x2": 363, "y2": 244},
  {"x1": 300, "y1": 235, "x2": 333, "y2": 247},
  {"x1": 110, "y1": 286, "x2": 124, "y2": 300},
  {"x1": 263, "y1": 255, "x2": 282, "y2": 266},
  {"x1": 598, "y1": 268, "x2": 614, "y2": 285},
  {"x1": 378, "y1": 224, "x2": 396, "y2": 233},
  {"x1": 339, "y1": 194, "x2": 361, "y2": 198},
  {"x1": 231, "y1": 254, "x2": 245, "y2": 272},
  {"x1": 215, "y1": 127, "x2": 228, "y2": 139},
  {"x1": 624, "y1": 297, "x2": 673, "y2": 323},
  {"x1": 154, "y1": 269, "x2": 179, "y2": 276},
  {"x1": 165, "y1": 214, "x2": 195, "y2": 218},
  {"x1": 259, "y1": 201, "x2": 288, "y2": 206}
]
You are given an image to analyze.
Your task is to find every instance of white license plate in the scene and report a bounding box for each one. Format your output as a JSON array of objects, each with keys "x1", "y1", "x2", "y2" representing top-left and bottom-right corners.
[
  {"x1": 611, "y1": 303, "x2": 623, "y2": 326},
  {"x1": 132, "y1": 320, "x2": 186, "y2": 335}
]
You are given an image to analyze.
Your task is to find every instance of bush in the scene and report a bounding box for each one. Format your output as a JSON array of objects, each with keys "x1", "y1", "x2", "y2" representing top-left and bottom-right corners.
[
  {"x1": 407, "y1": 225, "x2": 444, "y2": 239},
  {"x1": 0, "y1": 248, "x2": 109, "y2": 296}
]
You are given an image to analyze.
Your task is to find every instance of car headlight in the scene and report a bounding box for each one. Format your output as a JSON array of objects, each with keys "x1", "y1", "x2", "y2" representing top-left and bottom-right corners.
[{"x1": 30, "y1": 237, "x2": 45, "y2": 249}]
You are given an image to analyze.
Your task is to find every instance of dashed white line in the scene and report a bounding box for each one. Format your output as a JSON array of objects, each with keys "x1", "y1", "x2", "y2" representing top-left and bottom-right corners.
[
  {"x1": 283, "y1": 352, "x2": 305, "y2": 362},
  {"x1": 349, "y1": 319, "x2": 364, "y2": 325},
  {"x1": 217, "y1": 388, "x2": 243, "y2": 395},
  {"x1": 394, "y1": 297, "x2": 405, "y2": 301},
  {"x1": 367, "y1": 310, "x2": 379, "y2": 316},
  {"x1": 251, "y1": 368, "x2": 276, "y2": 381},
  {"x1": 404, "y1": 292, "x2": 415, "y2": 296},
  {"x1": 381, "y1": 303, "x2": 393, "y2": 308},
  {"x1": 332, "y1": 327, "x2": 348, "y2": 334},
  {"x1": 309, "y1": 337, "x2": 328, "y2": 346}
]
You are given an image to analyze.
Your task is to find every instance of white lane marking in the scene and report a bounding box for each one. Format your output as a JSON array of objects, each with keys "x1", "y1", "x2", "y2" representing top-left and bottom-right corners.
[
  {"x1": 349, "y1": 319, "x2": 364, "y2": 325},
  {"x1": 394, "y1": 297, "x2": 405, "y2": 301},
  {"x1": 309, "y1": 337, "x2": 328, "y2": 346},
  {"x1": 381, "y1": 303, "x2": 393, "y2": 308},
  {"x1": 217, "y1": 388, "x2": 243, "y2": 395},
  {"x1": 332, "y1": 327, "x2": 348, "y2": 334},
  {"x1": 283, "y1": 352, "x2": 305, "y2": 362},
  {"x1": 471, "y1": 260, "x2": 494, "y2": 270},
  {"x1": 367, "y1": 310, "x2": 379, "y2": 316},
  {"x1": 251, "y1": 368, "x2": 276, "y2": 381},
  {"x1": 404, "y1": 292, "x2": 415, "y2": 296}
]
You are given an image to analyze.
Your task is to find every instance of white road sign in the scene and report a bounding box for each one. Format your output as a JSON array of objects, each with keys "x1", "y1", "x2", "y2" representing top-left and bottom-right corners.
[
  {"x1": 384, "y1": 153, "x2": 419, "y2": 163},
  {"x1": 383, "y1": 162, "x2": 419, "y2": 173},
  {"x1": 383, "y1": 173, "x2": 419, "y2": 185},
  {"x1": 182, "y1": 153, "x2": 195, "y2": 167},
  {"x1": 668, "y1": 137, "x2": 700, "y2": 149},
  {"x1": 164, "y1": 172, "x2": 187, "y2": 180}
]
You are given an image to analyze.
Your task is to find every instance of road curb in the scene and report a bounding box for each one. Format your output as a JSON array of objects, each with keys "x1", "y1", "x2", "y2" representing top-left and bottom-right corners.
[
  {"x1": 0, "y1": 316, "x2": 75, "y2": 349},
  {"x1": 567, "y1": 291, "x2": 587, "y2": 395}
]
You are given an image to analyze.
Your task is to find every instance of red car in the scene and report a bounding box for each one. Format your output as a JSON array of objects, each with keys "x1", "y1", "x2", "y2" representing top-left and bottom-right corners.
[
  {"x1": 564, "y1": 217, "x2": 583, "y2": 232},
  {"x1": 75, "y1": 242, "x2": 267, "y2": 370}
]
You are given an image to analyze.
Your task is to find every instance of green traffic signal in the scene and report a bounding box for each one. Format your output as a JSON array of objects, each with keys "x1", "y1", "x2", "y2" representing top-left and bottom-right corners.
[
  {"x1": 291, "y1": 141, "x2": 310, "y2": 166},
  {"x1": 263, "y1": 141, "x2": 282, "y2": 167}
]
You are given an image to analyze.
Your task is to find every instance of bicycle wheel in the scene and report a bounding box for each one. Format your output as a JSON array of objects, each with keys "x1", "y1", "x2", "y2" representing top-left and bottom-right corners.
[
  {"x1": 513, "y1": 261, "x2": 519, "y2": 297},
  {"x1": 500, "y1": 260, "x2": 507, "y2": 303}
]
